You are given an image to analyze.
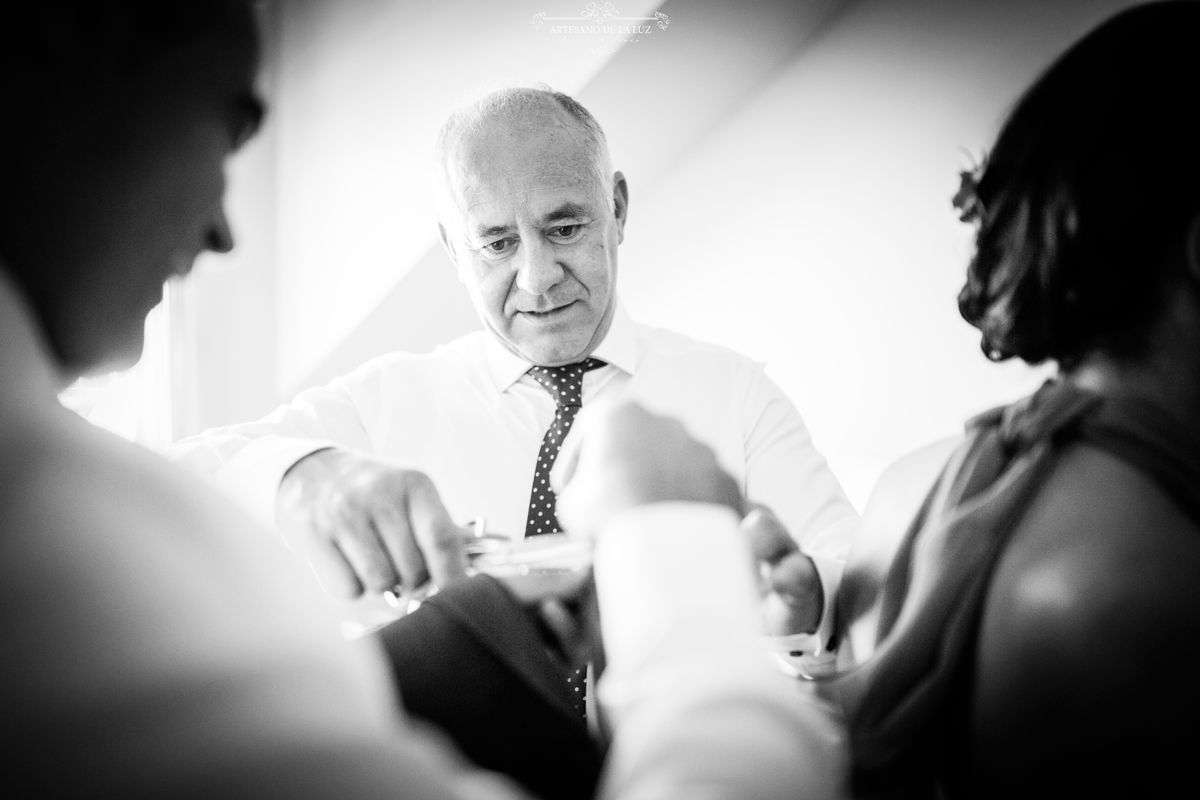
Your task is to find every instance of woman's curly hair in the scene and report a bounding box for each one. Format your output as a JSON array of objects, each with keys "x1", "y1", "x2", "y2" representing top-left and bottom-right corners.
[{"x1": 956, "y1": 1, "x2": 1200, "y2": 368}]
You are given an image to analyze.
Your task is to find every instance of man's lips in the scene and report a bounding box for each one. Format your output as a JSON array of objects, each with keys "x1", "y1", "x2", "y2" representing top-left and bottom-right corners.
[{"x1": 516, "y1": 300, "x2": 577, "y2": 319}]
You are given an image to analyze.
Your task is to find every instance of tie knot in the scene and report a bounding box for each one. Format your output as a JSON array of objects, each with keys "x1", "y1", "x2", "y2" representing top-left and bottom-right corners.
[{"x1": 528, "y1": 358, "x2": 605, "y2": 407}]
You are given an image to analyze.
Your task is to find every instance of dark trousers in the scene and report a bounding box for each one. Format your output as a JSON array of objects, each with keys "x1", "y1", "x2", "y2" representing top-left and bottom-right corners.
[{"x1": 377, "y1": 575, "x2": 602, "y2": 800}]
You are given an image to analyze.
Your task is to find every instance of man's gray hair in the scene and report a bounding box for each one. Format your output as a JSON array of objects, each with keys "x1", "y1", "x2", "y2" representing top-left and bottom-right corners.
[{"x1": 434, "y1": 84, "x2": 615, "y2": 222}]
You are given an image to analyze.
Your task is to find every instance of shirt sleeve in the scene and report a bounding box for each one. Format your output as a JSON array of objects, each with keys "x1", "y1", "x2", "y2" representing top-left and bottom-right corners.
[
  {"x1": 164, "y1": 365, "x2": 384, "y2": 529},
  {"x1": 594, "y1": 503, "x2": 847, "y2": 800},
  {"x1": 739, "y1": 364, "x2": 859, "y2": 647}
]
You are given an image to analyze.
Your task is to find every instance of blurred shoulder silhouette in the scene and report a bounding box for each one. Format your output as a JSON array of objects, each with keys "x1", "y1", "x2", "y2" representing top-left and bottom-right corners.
[{"x1": 0, "y1": 4, "x2": 498, "y2": 796}]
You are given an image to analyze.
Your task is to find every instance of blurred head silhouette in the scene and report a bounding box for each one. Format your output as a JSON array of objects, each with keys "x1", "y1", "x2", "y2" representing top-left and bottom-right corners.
[
  {"x1": 956, "y1": 0, "x2": 1200, "y2": 371},
  {"x1": 0, "y1": 1, "x2": 262, "y2": 378}
]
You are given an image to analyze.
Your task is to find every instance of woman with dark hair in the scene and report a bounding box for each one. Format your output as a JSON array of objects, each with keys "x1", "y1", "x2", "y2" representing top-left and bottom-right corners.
[{"x1": 826, "y1": 2, "x2": 1200, "y2": 797}]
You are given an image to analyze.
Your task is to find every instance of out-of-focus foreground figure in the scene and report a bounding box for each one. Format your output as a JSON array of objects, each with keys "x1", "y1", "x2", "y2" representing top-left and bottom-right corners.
[
  {"x1": 0, "y1": 3, "x2": 843, "y2": 797},
  {"x1": 0, "y1": 3, "x2": 487, "y2": 795},
  {"x1": 828, "y1": 2, "x2": 1200, "y2": 797}
]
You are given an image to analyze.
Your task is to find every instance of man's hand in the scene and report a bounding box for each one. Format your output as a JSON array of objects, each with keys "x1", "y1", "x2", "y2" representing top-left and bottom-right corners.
[
  {"x1": 275, "y1": 448, "x2": 469, "y2": 599},
  {"x1": 553, "y1": 400, "x2": 744, "y2": 535},
  {"x1": 741, "y1": 505, "x2": 823, "y2": 635}
]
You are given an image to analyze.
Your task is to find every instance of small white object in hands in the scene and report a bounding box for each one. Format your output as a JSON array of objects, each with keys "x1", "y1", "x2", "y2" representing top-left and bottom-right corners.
[{"x1": 379, "y1": 517, "x2": 593, "y2": 614}]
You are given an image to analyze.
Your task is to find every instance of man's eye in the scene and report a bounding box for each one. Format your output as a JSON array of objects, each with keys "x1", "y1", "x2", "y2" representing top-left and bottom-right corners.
[
  {"x1": 549, "y1": 224, "x2": 585, "y2": 242},
  {"x1": 481, "y1": 238, "x2": 517, "y2": 259}
]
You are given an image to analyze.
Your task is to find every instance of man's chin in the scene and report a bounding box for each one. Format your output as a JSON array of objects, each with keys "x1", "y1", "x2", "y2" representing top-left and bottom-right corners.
[
  {"x1": 502, "y1": 313, "x2": 598, "y2": 366},
  {"x1": 509, "y1": 336, "x2": 595, "y2": 368},
  {"x1": 63, "y1": 331, "x2": 145, "y2": 383}
]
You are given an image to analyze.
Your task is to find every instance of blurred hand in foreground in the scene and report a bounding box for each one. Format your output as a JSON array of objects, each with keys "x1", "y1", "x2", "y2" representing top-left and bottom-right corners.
[
  {"x1": 275, "y1": 448, "x2": 470, "y2": 599},
  {"x1": 740, "y1": 505, "x2": 823, "y2": 636},
  {"x1": 551, "y1": 401, "x2": 822, "y2": 636},
  {"x1": 539, "y1": 401, "x2": 744, "y2": 674},
  {"x1": 552, "y1": 400, "x2": 744, "y2": 536}
]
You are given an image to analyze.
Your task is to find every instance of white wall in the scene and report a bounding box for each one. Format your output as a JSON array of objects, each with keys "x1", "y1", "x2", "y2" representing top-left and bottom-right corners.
[
  {"x1": 175, "y1": 0, "x2": 282, "y2": 435},
  {"x1": 617, "y1": 0, "x2": 1135, "y2": 507}
]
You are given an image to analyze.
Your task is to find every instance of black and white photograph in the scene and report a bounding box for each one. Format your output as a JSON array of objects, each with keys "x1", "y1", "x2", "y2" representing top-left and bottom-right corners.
[{"x1": 2, "y1": 1, "x2": 1197, "y2": 797}]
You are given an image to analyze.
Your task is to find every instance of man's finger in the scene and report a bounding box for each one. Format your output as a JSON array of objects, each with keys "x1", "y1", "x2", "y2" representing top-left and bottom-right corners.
[
  {"x1": 289, "y1": 528, "x2": 364, "y2": 599},
  {"x1": 372, "y1": 500, "x2": 432, "y2": 592},
  {"x1": 405, "y1": 475, "x2": 469, "y2": 587},
  {"x1": 768, "y1": 551, "x2": 819, "y2": 604},
  {"x1": 761, "y1": 551, "x2": 823, "y2": 635},
  {"x1": 333, "y1": 513, "x2": 400, "y2": 594},
  {"x1": 741, "y1": 506, "x2": 798, "y2": 564}
]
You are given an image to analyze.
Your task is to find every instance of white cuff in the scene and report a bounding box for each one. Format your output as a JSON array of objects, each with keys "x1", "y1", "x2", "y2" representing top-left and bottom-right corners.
[
  {"x1": 214, "y1": 436, "x2": 339, "y2": 531},
  {"x1": 593, "y1": 502, "x2": 762, "y2": 693}
]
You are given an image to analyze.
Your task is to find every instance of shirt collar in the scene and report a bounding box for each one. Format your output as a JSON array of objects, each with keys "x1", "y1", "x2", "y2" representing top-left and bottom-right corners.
[{"x1": 483, "y1": 300, "x2": 640, "y2": 392}]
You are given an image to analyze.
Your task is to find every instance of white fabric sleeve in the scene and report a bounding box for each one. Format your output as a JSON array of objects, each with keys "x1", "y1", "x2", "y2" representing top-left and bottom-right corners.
[
  {"x1": 740, "y1": 365, "x2": 859, "y2": 645},
  {"x1": 164, "y1": 367, "x2": 382, "y2": 530},
  {"x1": 595, "y1": 503, "x2": 847, "y2": 800}
]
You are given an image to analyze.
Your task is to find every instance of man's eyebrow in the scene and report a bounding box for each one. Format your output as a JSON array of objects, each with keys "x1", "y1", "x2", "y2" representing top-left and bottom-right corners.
[
  {"x1": 233, "y1": 91, "x2": 267, "y2": 146},
  {"x1": 473, "y1": 223, "x2": 516, "y2": 239},
  {"x1": 470, "y1": 202, "x2": 591, "y2": 239},
  {"x1": 541, "y1": 203, "x2": 591, "y2": 224}
]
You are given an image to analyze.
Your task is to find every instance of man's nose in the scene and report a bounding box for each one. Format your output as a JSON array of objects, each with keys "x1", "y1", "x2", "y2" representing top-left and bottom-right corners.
[
  {"x1": 515, "y1": 236, "x2": 564, "y2": 296},
  {"x1": 205, "y1": 205, "x2": 235, "y2": 254}
]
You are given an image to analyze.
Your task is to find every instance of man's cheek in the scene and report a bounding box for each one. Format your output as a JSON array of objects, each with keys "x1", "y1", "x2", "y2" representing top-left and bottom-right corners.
[
  {"x1": 463, "y1": 263, "x2": 488, "y2": 301},
  {"x1": 481, "y1": 276, "x2": 511, "y2": 322},
  {"x1": 583, "y1": 242, "x2": 616, "y2": 291}
]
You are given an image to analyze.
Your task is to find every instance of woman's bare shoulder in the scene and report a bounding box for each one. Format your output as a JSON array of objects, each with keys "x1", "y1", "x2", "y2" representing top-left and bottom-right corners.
[
  {"x1": 970, "y1": 441, "x2": 1200, "y2": 716},
  {"x1": 962, "y1": 443, "x2": 1200, "y2": 793},
  {"x1": 988, "y1": 442, "x2": 1200, "y2": 640}
]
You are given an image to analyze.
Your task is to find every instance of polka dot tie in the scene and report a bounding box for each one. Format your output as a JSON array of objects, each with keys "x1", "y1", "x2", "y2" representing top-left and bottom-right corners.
[
  {"x1": 525, "y1": 356, "x2": 605, "y2": 719},
  {"x1": 524, "y1": 357, "x2": 606, "y2": 538}
]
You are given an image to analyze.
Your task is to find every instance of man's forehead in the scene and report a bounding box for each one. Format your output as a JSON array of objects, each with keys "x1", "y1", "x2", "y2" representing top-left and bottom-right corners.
[
  {"x1": 451, "y1": 154, "x2": 602, "y2": 228},
  {"x1": 461, "y1": 165, "x2": 595, "y2": 206},
  {"x1": 457, "y1": 136, "x2": 590, "y2": 185},
  {"x1": 461, "y1": 179, "x2": 600, "y2": 233}
]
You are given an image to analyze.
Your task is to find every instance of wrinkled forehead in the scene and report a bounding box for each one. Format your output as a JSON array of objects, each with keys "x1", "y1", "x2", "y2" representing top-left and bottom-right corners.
[{"x1": 445, "y1": 116, "x2": 605, "y2": 224}]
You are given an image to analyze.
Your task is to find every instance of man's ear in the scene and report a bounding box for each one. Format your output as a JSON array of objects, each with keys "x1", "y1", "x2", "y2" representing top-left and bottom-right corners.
[
  {"x1": 612, "y1": 171, "x2": 629, "y2": 245},
  {"x1": 438, "y1": 221, "x2": 461, "y2": 265},
  {"x1": 438, "y1": 222, "x2": 471, "y2": 285}
]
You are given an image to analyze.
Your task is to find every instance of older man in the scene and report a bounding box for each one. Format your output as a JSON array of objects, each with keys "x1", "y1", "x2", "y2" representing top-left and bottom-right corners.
[
  {"x1": 169, "y1": 87, "x2": 857, "y2": 658},
  {"x1": 0, "y1": 2, "x2": 845, "y2": 797}
]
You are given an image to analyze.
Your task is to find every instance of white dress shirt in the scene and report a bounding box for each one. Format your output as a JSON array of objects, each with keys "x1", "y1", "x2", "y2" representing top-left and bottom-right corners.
[
  {"x1": 168, "y1": 302, "x2": 857, "y2": 643},
  {"x1": 3, "y1": 269, "x2": 844, "y2": 798}
]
